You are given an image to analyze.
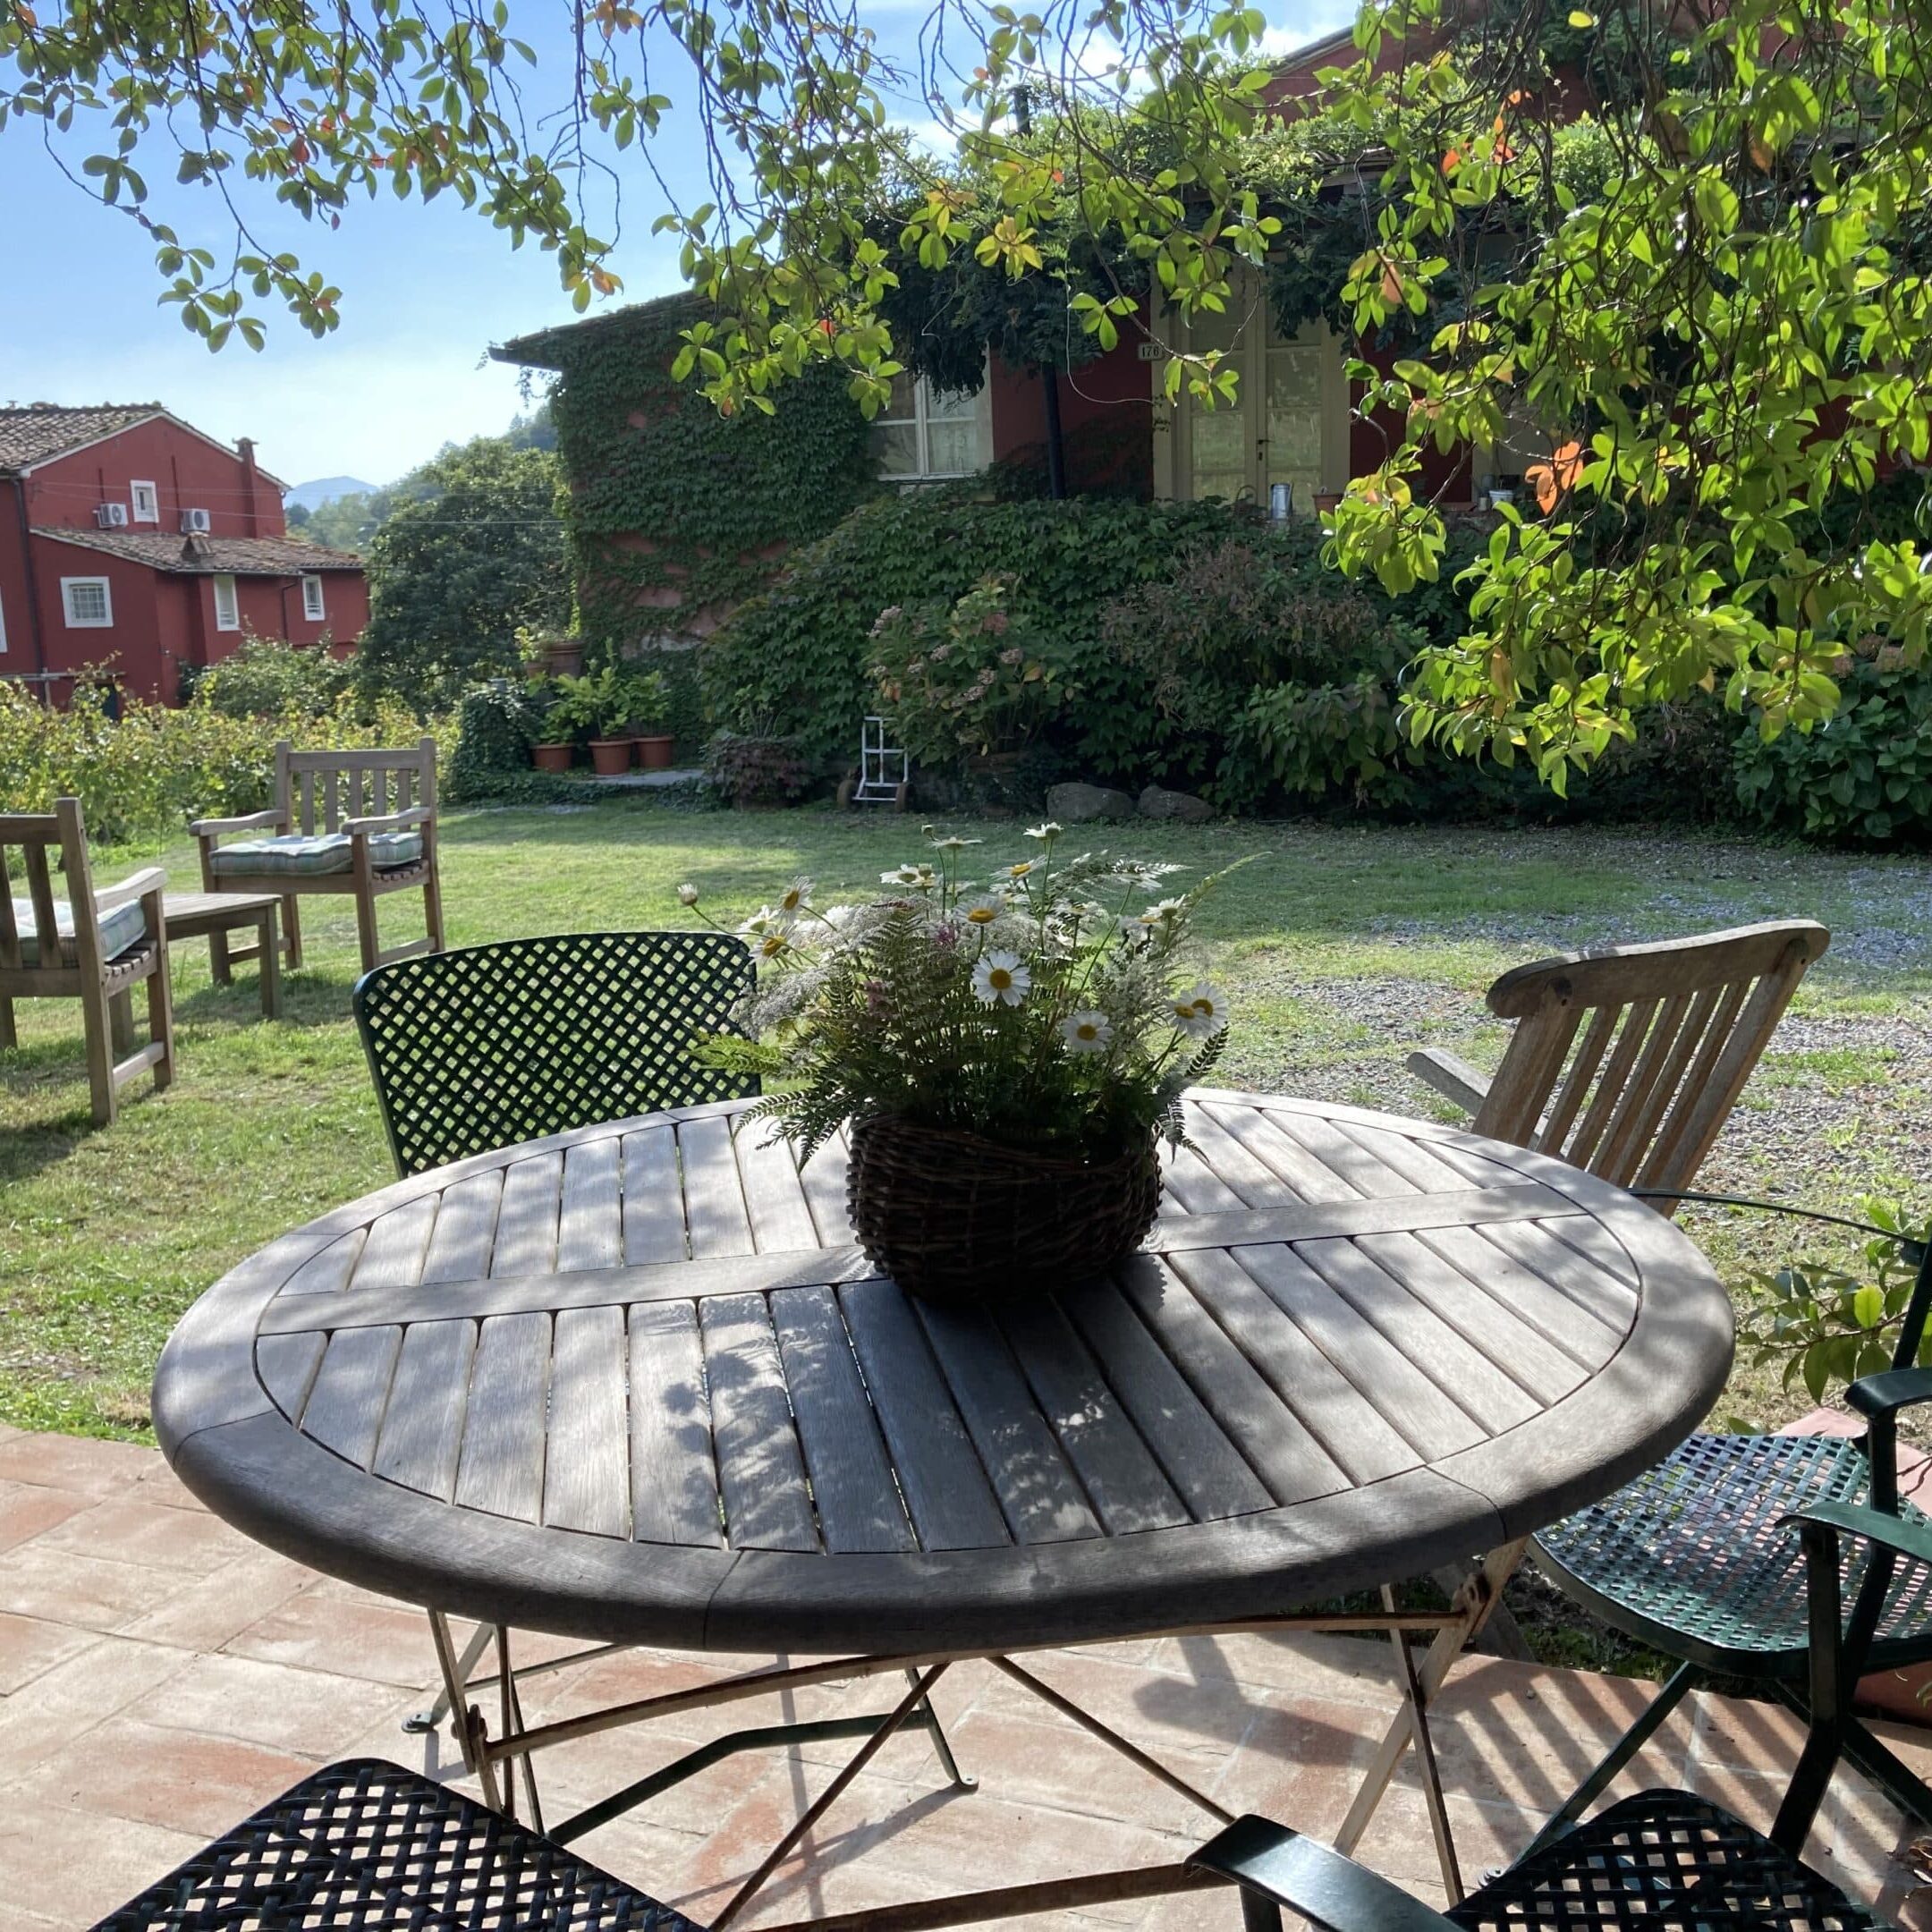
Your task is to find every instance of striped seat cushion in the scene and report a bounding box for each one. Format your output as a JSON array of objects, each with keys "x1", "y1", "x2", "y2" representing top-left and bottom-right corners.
[
  {"x1": 9, "y1": 895, "x2": 147, "y2": 967},
  {"x1": 208, "y1": 832, "x2": 424, "y2": 878}
]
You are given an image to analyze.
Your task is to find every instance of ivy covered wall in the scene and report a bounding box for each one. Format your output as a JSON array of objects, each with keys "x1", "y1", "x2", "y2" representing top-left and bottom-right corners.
[{"x1": 538, "y1": 298, "x2": 881, "y2": 671}]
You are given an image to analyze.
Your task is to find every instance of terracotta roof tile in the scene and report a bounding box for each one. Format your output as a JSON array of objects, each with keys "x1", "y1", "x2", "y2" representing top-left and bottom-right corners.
[
  {"x1": 32, "y1": 527, "x2": 364, "y2": 574},
  {"x1": 0, "y1": 404, "x2": 165, "y2": 471}
]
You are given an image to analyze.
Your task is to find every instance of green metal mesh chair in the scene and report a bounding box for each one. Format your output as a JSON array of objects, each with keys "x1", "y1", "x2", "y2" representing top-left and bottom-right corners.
[
  {"x1": 1192, "y1": 1500, "x2": 1919, "y2": 1932},
  {"x1": 352, "y1": 931, "x2": 758, "y2": 1176},
  {"x1": 1525, "y1": 1194, "x2": 1932, "y2": 1852},
  {"x1": 90, "y1": 1757, "x2": 699, "y2": 1932}
]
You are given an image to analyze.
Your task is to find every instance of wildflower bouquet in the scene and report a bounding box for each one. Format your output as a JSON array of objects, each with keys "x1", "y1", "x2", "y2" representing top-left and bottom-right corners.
[{"x1": 685, "y1": 824, "x2": 1235, "y2": 1301}]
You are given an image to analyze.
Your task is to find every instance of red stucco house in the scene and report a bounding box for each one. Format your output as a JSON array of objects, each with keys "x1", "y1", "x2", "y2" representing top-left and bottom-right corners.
[{"x1": 0, "y1": 403, "x2": 369, "y2": 704}]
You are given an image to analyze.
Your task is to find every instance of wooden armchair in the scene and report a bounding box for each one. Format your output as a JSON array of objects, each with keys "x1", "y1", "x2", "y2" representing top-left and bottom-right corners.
[
  {"x1": 1408, "y1": 919, "x2": 1830, "y2": 1210},
  {"x1": 1, "y1": 798, "x2": 174, "y2": 1126},
  {"x1": 192, "y1": 739, "x2": 445, "y2": 975}
]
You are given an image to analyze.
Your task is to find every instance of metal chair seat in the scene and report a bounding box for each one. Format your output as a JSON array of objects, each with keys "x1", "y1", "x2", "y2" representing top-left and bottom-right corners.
[
  {"x1": 1448, "y1": 1789, "x2": 1882, "y2": 1932},
  {"x1": 1536, "y1": 1431, "x2": 1932, "y2": 1674},
  {"x1": 91, "y1": 1758, "x2": 699, "y2": 1932}
]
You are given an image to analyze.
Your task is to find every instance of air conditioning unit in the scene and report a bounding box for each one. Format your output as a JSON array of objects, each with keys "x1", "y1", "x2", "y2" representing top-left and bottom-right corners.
[
  {"x1": 95, "y1": 502, "x2": 129, "y2": 529},
  {"x1": 180, "y1": 508, "x2": 212, "y2": 534}
]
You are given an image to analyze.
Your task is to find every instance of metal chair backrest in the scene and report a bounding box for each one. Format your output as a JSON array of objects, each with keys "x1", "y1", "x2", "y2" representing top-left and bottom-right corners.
[
  {"x1": 0, "y1": 798, "x2": 105, "y2": 978},
  {"x1": 352, "y1": 931, "x2": 760, "y2": 1176},
  {"x1": 278, "y1": 737, "x2": 437, "y2": 835},
  {"x1": 1473, "y1": 919, "x2": 1829, "y2": 1211}
]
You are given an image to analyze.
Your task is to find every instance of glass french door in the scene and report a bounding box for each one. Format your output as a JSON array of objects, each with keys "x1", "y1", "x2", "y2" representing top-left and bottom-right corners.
[{"x1": 1169, "y1": 270, "x2": 1338, "y2": 513}]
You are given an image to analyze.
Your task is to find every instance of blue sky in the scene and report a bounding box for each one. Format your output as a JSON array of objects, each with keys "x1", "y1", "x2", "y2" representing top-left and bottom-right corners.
[{"x1": 0, "y1": 1, "x2": 1352, "y2": 488}]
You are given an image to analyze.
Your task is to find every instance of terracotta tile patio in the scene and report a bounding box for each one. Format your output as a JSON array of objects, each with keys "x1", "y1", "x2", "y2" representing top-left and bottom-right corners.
[{"x1": 3, "y1": 1424, "x2": 1928, "y2": 1932}]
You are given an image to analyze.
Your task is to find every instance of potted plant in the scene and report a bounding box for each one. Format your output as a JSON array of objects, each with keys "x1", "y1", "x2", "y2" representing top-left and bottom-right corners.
[
  {"x1": 520, "y1": 625, "x2": 583, "y2": 682},
  {"x1": 618, "y1": 670, "x2": 674, "y2": 770},
  {"x1": 688, "y1": 825, "x2": 1235, "y2": 1305},
  {"x1": 543, "y1": 670, "x2": 613, "y2": 770},
  {"x1": 525, "y1": 678, "x2": 574, "y2": 772}
]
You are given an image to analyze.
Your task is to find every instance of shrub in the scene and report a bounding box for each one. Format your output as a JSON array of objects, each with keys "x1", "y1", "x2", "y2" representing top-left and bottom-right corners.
[
  {"x1": 867, "y1": 578, "x2": 1070, "y2": 767},
  {"x1": 1733, "y1": 650, "x2": 1932, "y2": 844},
  {"x1": 184, "y1": 632, "x2": 352, "y2": 718},
  {"x1": 0, "y1": 681, "x2": 441, "y2": 848},
  {"x1": 446, "y1": 681, "x2": 541, "y2": 802},
  {"x1": 705, "y1": 730, "x2": 813, "y2": 806},
  {"x1": 702, "y1": 492, "x2": 1274, "y2": 770},
  {"x1": 1224, "y1": 671, "x2": 1416, "y2": 813}
]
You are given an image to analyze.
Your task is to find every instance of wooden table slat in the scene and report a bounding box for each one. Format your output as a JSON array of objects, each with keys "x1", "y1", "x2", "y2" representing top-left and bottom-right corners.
[
  {"x1": 700, "y1": 1292, "x2": 819, "y2": 1552},
  {"x1": 998, "y1": 1298, "x2": 1190, "y2": 1535},
  {"x1": 545, "y1": 1304, "x2": 631, "y2": 1536},
  {"x1": 255, "y1": 1330, "x2": 326, "y2": 1423},
  {"x1": 419, "y1": 1172, "x2": 503, "y2": 1284},
  {"x1": 1180, "y1": 1109, "x2": 1308, "y2": 1206},
  {"x1": 1415, "y1": 1224, "x2": 1623, "y2": 1366},
  {"x1": 277, "y1": 1230, "x2": 366, "y2": 1298},
  {"x1": 372, "y1": 1318, "x2": 475, "y2": 1501},
  {"x1": 1292, "y1": 1237, "x2": 1543, "y2": 1437},
  {"x1": 1058, "y1": 1279, "x2": 1274, "y2": 1523},
  {"x1": 453, "y1": 1312, "x2": 550, "y2": 1521},
  {"x1": 1206, "y1": 1106, "x2": 1360, "y2": 1203},
  {"x1": 1536, "y1": 1213, "x2": 1642, "y2": 1291},
  {"x1": 1121, "y1": 1255, "x2": 1361, "y2": 1502},
  {"x1": 735, "y1": 1119, "x2": 822, "y2": 1253},
  {"x1": 351, "y1": 1197, "x2": 437, "y2": 1293},
  {"x1": 626, "y1": 1301, "x2": 724, "y2": 1547},
  {"x1": 558, "y1": 1140, "x2": 624, "y2": 1274},
  {"x1": 1334, "y1": 1122, "x2": 1485, "y2": 1198},
  {"x1": 840, "y1": 1278, "x2": 1012, "y2": 1552},
  {"x1": 797, "y1": 1131, "x2": 855, "y2": 1247},
  {"x1": 301, "y1": 1325, "x2": 402, "y2": 1471},
  {"x1": 681, "y1": 1115, "x2": 757, "y2": 1260},
  {"x1": 622, "y1": 1126, "x2": 690, "y2": 1265},
  {"x1": 492, "y1": 1153, "x2": 563, "y2": 1280},
  {"x1": 1159, "y1": 1143, "x2": 1244, "y2": 1215},
  {"x1": 914, "y1": 1301, "x2": 1103, "y2": 1546},
  {"x1": 1473, "y1": 1220, "x2": 1640, "y2": 1334},
  {"x1": 1262, "y1": 1111, "x2": 1420, "y2": 1200},
  {"x1": 1353, "y1": 1231, "x2": 1587, "y2": 1410},
  {"x1": 772, "y1": 1284, "x2": 917, "y2": 1555}
]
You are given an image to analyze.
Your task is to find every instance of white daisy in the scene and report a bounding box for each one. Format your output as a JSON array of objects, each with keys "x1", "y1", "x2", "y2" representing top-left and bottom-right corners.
[
  {"x1": 777, "y1": 877, "x2": 813, "y2": 916},
  {"x1": 929, "y1": 835, "x2": 982, "y2": 851},
  {"x1": 738, "y1": 906, "x2": 792, "y2": 937},
  {"x1": 1024, "y1": 821, "x2": 1063, "y2": 843},
  {"x1": 971, "y1": 951, "x2": 1030, "y2": 1007},
  {"x1": 676, "y1": 882, "x2": 700, "y2": 906},
  {"x1": 960, "y1": 893, "x2": 1007, "y2": 928},
  {"x1": 1172, "y1": 983, "x2": 1230, "y2": 1038},
  {"x1": 1134, "y1": 897, "x2": 1189, "y2": 929},
  {"x1": 881, "y1": 863, "x2": 937, "y2": 890},
  {"x1": 1060, "y1": 1011, "x2": 1114, "y2": 1054}
]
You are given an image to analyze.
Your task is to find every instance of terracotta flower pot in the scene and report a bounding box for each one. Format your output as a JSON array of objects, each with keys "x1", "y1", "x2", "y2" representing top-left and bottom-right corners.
[
  {"x1": 531, "y1": 743, "x2": 573, "y2": 773},
  {"x1": 540, "y1": 639, "x2": 583, "y2": 678},
  {"x1": 633, "y1": 733, "x2": 676, "y2": 771},
  {"x1": 589, "y1": 739, "x2": 631, "y2": 777}
]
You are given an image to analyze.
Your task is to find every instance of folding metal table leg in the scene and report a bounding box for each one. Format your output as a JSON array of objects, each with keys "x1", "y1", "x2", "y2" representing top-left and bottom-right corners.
[{"x1": 1333, "y1": 1540, "x2": 1527, "y2": 1871}]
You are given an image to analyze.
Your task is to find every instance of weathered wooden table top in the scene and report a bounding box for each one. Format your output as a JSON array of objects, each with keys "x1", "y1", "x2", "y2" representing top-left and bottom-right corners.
[{"x1": 155, "y1": 1090, "x2": 1732, "y2": 1655}]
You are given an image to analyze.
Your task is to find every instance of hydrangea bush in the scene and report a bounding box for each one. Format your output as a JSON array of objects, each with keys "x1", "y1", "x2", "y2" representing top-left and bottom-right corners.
[{"x1": 689, "y1": 824, "x2": 1234, "y2": 1162}]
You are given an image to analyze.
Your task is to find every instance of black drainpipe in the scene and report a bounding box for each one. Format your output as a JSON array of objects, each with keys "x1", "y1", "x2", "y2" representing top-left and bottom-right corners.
[{"x1": 10, "y1": 476, "x2": 49, "y2": 690}]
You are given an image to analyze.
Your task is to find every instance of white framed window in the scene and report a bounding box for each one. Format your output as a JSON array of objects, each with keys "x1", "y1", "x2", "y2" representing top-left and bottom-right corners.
[
  {"x1": 213, "y1": 573, "x2": 240, "y2": 631},
  {"x1": 61, "y1": 577, "x2": 114, "y2": 628},
  {"x1": 301, "y1": 573, "x2": 326, "y2": 621},
  {"x1": 130, "y1": 479, "x2": 160, "y2": 523},
  {"x1": 871, "y1": 372, "x2": 987, "y2": 481}
]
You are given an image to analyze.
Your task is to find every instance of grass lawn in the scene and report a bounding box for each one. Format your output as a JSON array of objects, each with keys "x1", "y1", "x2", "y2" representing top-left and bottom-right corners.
[{"x1": 4, "y1": 800, "x2": 1929, "y2": 1448}]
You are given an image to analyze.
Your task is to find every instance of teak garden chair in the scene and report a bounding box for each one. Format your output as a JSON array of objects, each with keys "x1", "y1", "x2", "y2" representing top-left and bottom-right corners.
[
  {"x1": 1, "y1": 798, "x2": 174, "y2": 1126},
  {"x1": 1408, "y1": 919, "x2": 1830, "y2": 1212},
  {"x1": 90, "y1": 1508, "x2": 1916, "y2": 1932},
  {"x1": 352, "y1": 930, "x2": 759, "y2": 1175},
  {"x1": 191, "y1": 738, "x2": 445, "y2": 976}
]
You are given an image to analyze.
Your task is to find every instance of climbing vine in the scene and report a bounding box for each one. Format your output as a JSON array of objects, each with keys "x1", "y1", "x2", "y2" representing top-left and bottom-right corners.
[{"x1": 542, "y1": 299, "x2": 880, "y2": 663}]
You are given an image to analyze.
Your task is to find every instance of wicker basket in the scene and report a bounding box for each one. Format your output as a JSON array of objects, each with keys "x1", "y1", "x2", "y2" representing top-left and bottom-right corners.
[{"x1": 847, "y1": 1114, "x2": 1162, "y2": 1307}]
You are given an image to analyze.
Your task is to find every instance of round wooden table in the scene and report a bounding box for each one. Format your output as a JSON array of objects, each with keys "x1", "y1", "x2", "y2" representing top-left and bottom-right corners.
[{"x1": 153, "y1": 1089, "x2": 1733, "y2": 1917}]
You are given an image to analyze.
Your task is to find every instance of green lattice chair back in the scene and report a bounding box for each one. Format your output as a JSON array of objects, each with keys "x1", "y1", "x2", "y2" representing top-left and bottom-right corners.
[{"x1": 352, "y1": 931, "x2": 758, "y2": 1176}]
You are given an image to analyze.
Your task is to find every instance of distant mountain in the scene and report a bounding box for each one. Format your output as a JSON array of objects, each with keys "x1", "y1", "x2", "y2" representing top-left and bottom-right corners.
[{"x1": 286, "y1": 475, "x2": 377, "y2": 513}]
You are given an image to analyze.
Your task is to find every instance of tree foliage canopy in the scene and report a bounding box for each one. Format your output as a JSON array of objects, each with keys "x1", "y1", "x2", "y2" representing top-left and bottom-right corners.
[
  {"x1": 358, "y1": 436, "x2": 570, "y2": 707},
  {"x1": 11, "y1": 0, "x2": 1932, "y2": 770}
]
